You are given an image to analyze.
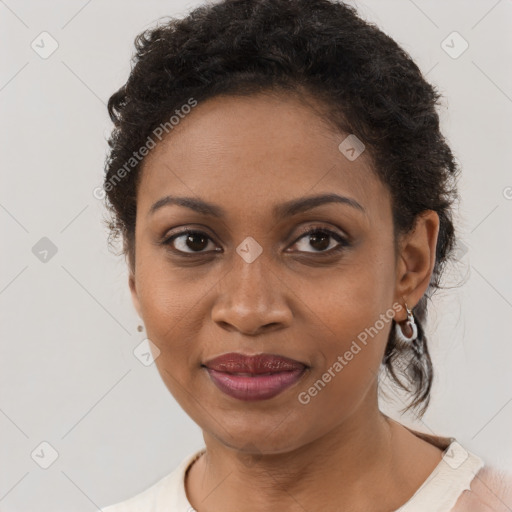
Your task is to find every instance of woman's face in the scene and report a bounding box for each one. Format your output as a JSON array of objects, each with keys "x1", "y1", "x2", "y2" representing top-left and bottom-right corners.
[{"x1": 129, "y1": 92, "x2": 431, "y2": 454}]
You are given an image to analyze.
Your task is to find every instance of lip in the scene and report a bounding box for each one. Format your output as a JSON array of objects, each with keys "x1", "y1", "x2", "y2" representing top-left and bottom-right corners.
[{"x1": 203, "y1": 352, "x2": 308, "y2": 401}]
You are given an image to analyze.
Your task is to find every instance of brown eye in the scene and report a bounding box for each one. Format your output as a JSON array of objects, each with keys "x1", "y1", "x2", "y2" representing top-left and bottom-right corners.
[
  {"x1": 292, "y1": 228, "x2": 348, "y2": 254},
  {"x1": 165, "y1": 230, "x2": 218, "y2": 254}
]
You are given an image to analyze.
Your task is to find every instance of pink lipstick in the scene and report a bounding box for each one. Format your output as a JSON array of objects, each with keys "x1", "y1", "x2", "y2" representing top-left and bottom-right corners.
[{"x1": 203, "y1": 352, "x2": 307, "y2": 401}]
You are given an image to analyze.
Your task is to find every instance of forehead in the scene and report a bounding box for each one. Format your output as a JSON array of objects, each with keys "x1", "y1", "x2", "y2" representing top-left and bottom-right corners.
[{"x1": 137, "y1": 93, "x2": 390, "y2": 223}]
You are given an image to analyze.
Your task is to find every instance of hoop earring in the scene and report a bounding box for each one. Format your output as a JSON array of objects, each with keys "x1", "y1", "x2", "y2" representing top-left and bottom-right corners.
[{"x1": 395, "y1": 301, "x2": 418, "y2": 343}]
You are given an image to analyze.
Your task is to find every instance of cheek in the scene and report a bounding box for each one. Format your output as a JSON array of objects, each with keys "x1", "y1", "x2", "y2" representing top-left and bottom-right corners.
[
  {"x1": 135, "y1": 243, "x2": 204, "y2": 327},
  {"x1": 293, "y1": 303, "x2": 391, "y2": 439},
  {"x1": 297, "y1": 253, "x2": 395, "y2": 402},
  {"x1": 134, "y1": 260, "x2": 207, "y2": 372},
  {"x1": 307, "y1": 251, "x2": 394, "y2": 346}
]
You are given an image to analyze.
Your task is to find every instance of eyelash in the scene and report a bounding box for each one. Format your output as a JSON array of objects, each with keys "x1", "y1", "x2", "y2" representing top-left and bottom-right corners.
[{"x1": 161, "y1": 226, "x2": 350, "y2": 257}]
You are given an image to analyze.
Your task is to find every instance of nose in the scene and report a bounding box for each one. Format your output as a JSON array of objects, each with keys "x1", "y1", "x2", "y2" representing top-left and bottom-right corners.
[{"x1": 211, "y1": 254, "x2": 293, "y2": 336}]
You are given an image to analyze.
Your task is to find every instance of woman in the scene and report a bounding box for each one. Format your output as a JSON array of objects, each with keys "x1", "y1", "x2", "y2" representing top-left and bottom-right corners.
[{"x1": 101, "y1": 0, "x2": 511, "y2": 510}]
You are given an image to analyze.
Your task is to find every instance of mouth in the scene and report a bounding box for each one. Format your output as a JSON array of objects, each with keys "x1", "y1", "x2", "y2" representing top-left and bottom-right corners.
[{"x1": 202, "y1": 352, "x2": 308, "y2": 401}]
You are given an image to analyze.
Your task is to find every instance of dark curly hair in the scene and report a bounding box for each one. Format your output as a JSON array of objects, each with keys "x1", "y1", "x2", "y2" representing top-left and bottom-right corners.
[{"x1": 102, "y1": 0, "x2": 460, "y2": 418}]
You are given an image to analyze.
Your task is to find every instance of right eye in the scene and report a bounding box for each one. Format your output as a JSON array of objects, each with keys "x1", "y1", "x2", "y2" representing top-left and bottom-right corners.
[{"x1": 163, "y1": 229, "x2": 220, "y2": 255}]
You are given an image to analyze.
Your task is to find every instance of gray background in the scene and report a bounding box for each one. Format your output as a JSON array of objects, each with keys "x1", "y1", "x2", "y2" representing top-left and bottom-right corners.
[{"x1": 1, "y1": 0, "x2": 511, "y2": 510}]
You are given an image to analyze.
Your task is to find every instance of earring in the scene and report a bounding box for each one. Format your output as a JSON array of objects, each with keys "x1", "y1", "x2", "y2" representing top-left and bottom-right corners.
[
  {"x1": 137, "y1": 324, "x2": 144, "y2": 332},
  {"x1": 395, "y1": 301, "x2": 417, "y2": 343}
]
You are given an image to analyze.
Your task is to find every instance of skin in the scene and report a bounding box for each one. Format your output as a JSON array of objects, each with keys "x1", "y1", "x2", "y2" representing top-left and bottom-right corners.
[{"x1": 128, "y1": 91, "x2": 442, "y2": 512}]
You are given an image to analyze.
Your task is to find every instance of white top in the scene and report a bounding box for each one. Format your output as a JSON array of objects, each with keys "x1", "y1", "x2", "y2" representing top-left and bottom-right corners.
[{"x1": 102, "y1": 437, "x2": 496, "y2": 512}]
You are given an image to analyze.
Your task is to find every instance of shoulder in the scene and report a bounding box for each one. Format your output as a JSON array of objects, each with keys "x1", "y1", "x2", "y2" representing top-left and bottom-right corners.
[
  {"x1": 101, "y1": 471, "x2": 175, "y2": 512},
  {"x1": 451, "y1": 465, "x2": 512, "y2": 512},
  {"x1": 101, "y1": 449, "x2": 204, "y2": 511}
]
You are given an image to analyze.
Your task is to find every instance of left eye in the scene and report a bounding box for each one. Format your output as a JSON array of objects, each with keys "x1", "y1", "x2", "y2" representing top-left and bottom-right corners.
[{"x1": 291, "y1": 228, "x2": 348, "y2": 253}]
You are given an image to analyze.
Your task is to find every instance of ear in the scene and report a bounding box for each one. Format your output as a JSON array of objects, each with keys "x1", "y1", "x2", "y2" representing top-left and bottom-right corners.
[
  {"x1": 129, "y1": 270, "x2": 143, "y2": 319},
  {"x1": 394, "y1": 210, "x2": 440, "y2": 320}
]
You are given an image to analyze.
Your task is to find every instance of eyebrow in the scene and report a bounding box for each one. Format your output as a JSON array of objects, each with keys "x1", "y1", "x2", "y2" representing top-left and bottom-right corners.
[{"x1": 148, "y1": 193, "x2": 366, "y2": 219}]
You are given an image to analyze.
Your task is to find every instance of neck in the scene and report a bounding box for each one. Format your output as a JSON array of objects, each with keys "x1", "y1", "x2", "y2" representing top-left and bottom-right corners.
[{"x1": 186, "y1": 402, "x2": 411, "y2": 512}]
